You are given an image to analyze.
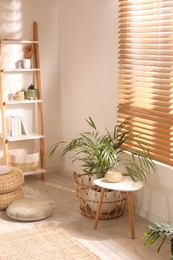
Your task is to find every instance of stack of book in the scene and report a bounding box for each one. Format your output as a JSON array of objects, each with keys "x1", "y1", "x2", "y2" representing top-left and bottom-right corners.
[{"x1": 6, "y1": 115, "x2": 28, "y2": 137}]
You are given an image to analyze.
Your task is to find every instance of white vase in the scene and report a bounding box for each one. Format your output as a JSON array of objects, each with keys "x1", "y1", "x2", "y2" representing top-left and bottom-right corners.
[
  {"x1": 23, "y1": 59, "x2": 31, "y2": 69},
  {"x1": 88, "y1": 188, "x2": 116, "y2": 213}
]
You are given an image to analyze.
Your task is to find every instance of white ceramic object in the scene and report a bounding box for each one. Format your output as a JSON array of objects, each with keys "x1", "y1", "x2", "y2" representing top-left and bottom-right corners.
[
  {"x1": 16, "y1": 60, "x2": 23, "y2": 69},
  {"x1": 23, "y1": 59, "x2": 31, "y2": 69},
  {"x1": 88, "y1": 188, "x2": 116, "y2": 213}
]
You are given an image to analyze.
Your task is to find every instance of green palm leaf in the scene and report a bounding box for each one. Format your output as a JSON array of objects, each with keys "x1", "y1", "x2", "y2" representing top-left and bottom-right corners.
[{"x1": 143, "y1": 223, "x2": 173, "y2": 259}]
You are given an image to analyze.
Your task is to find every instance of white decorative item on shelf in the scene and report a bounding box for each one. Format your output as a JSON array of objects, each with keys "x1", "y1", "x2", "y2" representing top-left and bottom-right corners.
[
  {"x1": 105, "y1": 170, "x2": 122, "y2": 183},
  {"x1": 23, "y1": 58, "x2": 31, "y2": 69},
  {"x1": 7, "y1": 93, "x2": 14, "y2": 101},
  {"x1": 15, "y1": 60, "x2": 23, "y2": 69},
  {"x1": 8, "y1": 149, "x2": 39, "y2": 172},
  {"x1": 23, "y1": 44, "x2": 32, "y2": 69},
  {"x1": 15, "y1": 91, "x2": 25, "y2": 101}
]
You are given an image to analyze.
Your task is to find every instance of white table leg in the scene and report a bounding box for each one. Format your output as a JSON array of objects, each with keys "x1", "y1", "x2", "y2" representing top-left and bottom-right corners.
[
  {"x1": 127, "y1": 192, "x2": 135, "y2": 239},
  {"x1": 93, "y1": 187, "x2": 105, "y2": 229}
]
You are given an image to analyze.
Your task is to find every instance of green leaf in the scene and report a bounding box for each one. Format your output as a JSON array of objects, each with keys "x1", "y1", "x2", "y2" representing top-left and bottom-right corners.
[
  {"x1": 85, "y1": 117, "x2": 96, "y2": 130},
  {"x1": 143, "y1": 222, "x2": 173, "y2": 259}
]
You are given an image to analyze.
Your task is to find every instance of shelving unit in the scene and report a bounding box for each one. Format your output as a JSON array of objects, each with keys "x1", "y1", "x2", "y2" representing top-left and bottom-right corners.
[{"x1": 0, "y1": 22, "x2": 46, "y2": 179}]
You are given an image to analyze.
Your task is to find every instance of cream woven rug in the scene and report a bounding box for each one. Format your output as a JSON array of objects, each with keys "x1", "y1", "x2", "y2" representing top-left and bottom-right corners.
[{"x1": 0, "y1": 223, "x2": 100, "y2": 260}]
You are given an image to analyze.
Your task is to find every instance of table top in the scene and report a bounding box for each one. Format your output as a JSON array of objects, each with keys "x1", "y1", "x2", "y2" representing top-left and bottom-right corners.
[{"x1": 93, "y1": 176, "x2": 143, "y2": 192}]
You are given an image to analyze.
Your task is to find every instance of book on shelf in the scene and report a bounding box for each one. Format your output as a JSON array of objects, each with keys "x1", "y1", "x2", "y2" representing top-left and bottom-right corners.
[
  {"x1": 21, "y1": 118, "x2": 28, "y2": 135},
  {"x1": 6, "y1": 115, "x2": 28, "y2": 137}
]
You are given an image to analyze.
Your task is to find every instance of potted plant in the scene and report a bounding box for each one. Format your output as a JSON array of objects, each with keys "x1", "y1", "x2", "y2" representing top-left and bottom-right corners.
[
  {"x1": 49, "y1": 117, "x2": 156, "y2": 218},
  {"x1": 49, "y1": 117, "x2": 155, "y2": 181},
  {"x1": 25, "y1": 84, "x2": 38, "y2": 100},
  {"x1": 143, "y1": 223, "x2": 173, "y2": 260}
]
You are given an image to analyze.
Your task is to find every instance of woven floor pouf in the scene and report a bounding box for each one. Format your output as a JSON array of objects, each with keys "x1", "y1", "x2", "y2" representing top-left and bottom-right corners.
[
  {"x1": 0, "y1": 187, "x2": 24, "y2": 210},
  {"x1": 6, "y1": 197, "x2": 52, "y2": 221},
  {"x1": 0, "y1": 166, "x2": 24, "y2": 194},
  {"x1": 0, "y1": 166, "x2": 24, "y2": 210}
]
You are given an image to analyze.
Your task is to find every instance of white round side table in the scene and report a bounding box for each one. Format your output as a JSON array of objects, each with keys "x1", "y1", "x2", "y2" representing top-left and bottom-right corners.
[{"x1": 93, "y1": 176, "x2": 143, "y2": 239}]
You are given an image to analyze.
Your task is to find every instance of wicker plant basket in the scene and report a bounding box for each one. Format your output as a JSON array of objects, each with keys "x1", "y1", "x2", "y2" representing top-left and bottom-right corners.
[
  {"x1": 0, "y1": 167, "x2": 24, "y2": 194},
  {"x1": 73, "y1": 172, "x2": 127, "y2": 220}
]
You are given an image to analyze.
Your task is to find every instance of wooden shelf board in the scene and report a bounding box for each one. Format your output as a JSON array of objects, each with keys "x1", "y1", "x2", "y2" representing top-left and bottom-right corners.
[
  {"x1": 1, "y1": 68, "x2": 40, "y2": 72},
  {"x1": 7, "y1": 133, "x2": 44, "y2": 142},
  {"x1": 5, "y1": 99, "x2": 43, "y2": 105},
  {"x1": 23, "y1": 168, "x2": 47, "y2": 176},
  {"x1": 1, "y1": 39, "x2": 39, "y2": 44}
]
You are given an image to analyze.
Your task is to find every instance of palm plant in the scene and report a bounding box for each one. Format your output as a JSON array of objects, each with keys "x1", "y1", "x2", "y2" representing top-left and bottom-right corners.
[
  {"x1": 49, "y1": 117, "x2": 155, "y2": 180},
  {"x1": 143, "y1": 222, "x2": 173, "y2": 260}
]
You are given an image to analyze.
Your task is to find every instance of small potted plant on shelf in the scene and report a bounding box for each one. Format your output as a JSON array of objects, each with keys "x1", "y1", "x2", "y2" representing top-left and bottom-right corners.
[
  {"x1": 49, "y1": 117, "x2": 156, "y2": 219},
  {"x1": 25, "y1": 84, "x2": 38, "y2": 100}
]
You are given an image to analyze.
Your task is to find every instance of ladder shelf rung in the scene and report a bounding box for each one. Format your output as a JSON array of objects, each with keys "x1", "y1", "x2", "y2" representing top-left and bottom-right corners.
[
  {"x1": 1, "y1": 68, "x2": 40, "y2": 72},
  {"x1": 1, "y1": 39, "x2": 39, "y2": 44}
]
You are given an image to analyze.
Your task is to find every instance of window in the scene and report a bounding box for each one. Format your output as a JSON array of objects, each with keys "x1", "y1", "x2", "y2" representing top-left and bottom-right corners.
[{"x1": 117, "y1": 0, "x2": 173, "y2": 166}]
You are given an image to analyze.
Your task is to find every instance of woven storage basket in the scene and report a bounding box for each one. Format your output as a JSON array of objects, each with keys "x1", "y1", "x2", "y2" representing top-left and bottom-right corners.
[
  {"x1": 9, "y1": 150, "x2": 39, "y2": 172},
  {"x1": 0, "y1": 187, "x2": 24, "y2": 210},
  {"x1": 0, "y1": 167, "x2": 24, "y2": 194},
  {"x1": 73, "y1": 172, "x2": 127, "y2": 220}
]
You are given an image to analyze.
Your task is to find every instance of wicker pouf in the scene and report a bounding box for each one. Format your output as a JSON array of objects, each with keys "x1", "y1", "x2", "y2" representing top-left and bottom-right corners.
[
  {"x1": 0, "y1": 167, "x2": 24, "y2": 194},
  {"x1": 0, "y1": 166, "x2": 25, "y2": 210},
  {"x1": 73, "y1": 172, "x2": 127, "y2": 220},
  {"x1": 6, "y1": 197, "x2": 52, "y2": 221},
  {"x1": 0, "y1": 187, "x2": 24, "y2": 210}
]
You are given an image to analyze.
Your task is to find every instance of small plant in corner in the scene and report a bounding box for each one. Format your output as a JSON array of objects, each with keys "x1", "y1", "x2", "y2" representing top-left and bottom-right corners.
[{"x1": 142, "y1": 222, "x2": 173, "y2": 260}]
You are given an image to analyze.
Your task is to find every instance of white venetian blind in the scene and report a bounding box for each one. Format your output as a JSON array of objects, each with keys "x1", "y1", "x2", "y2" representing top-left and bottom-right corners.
[{"x1": 117, "y1": 0, "x2": 173, "y2": 166}]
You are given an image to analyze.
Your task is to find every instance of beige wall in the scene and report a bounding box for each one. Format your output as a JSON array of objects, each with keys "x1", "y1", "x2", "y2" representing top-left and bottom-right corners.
[
  {"x1": 56, "y1": 0, "x2": 118, "y2": 172},
  {"x1": 0, "y1": 0, "x2": 173, "y2": 224}
]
